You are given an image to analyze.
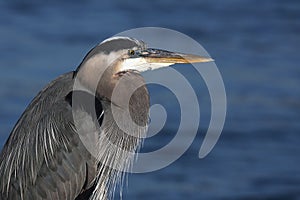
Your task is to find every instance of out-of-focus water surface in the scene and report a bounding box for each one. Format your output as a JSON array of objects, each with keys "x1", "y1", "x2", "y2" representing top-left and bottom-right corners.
[{"x1": 1, "y1": 0, "x2": 300, "y2": 199}]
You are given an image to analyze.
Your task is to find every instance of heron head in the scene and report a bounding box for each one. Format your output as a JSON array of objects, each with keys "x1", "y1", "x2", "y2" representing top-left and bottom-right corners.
[{"x1": 75, "y1": 36, "x2": 213, "y2": 101}]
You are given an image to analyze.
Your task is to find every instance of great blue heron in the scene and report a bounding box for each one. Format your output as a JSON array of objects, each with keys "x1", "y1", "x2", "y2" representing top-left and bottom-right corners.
[{"x1": 0, "y1": 36, "x2": 212, "y2": 200}]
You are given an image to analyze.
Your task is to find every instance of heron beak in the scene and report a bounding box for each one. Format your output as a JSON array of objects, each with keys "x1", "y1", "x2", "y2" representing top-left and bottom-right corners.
[
  {"x1": 120, "y1": 48, "x2": 214, "y2": 73},
  {"x1": 140, "y1": 48, "x2": 214, "y2": 64}
]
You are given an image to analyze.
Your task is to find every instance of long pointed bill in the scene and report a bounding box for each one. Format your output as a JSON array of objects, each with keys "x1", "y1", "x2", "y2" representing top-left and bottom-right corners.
[
  {"x1": 141, "y1": 48, "x2": 214, "y2": 64},
  {"x1": 120, "y1": 48, "x2": 214, "y2": 73}
]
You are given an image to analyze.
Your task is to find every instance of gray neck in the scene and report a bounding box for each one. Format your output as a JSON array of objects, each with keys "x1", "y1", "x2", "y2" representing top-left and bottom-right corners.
[{"x1": 90, "y1": 72, "x2": 150, "y2": 199}]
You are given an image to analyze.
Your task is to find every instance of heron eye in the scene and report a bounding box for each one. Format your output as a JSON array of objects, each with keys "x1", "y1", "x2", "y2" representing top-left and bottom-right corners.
[{"x1": 129, "y1": 49, "x2": 135, "y2": 55}]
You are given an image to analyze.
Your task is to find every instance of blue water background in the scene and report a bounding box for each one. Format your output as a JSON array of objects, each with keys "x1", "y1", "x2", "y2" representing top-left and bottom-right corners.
[{"x1": 0, "y1": 0, "x2": 300, "y2": 199}]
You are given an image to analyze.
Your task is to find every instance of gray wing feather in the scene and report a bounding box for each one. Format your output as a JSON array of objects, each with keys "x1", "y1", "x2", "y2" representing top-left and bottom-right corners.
[{"x1": 0, "y1": 73, "x2": 97, "y2": 199}]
